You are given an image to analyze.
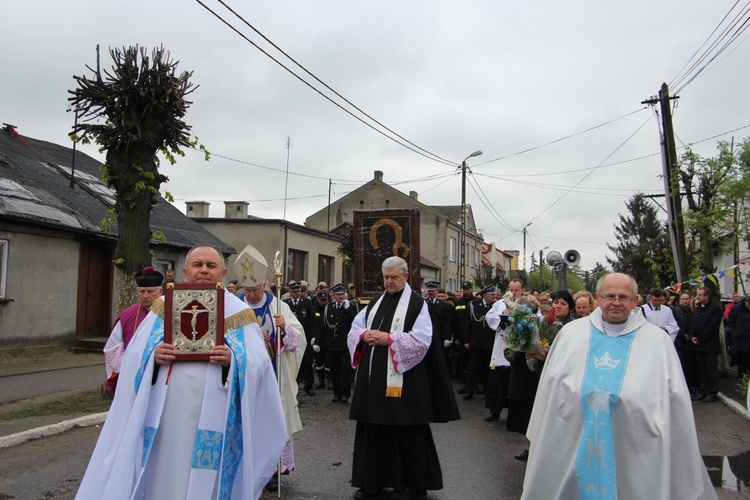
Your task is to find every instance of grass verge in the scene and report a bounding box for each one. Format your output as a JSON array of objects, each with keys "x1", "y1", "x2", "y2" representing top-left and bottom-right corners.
[{"x1": 0, "y1": 388, "x2": 111, "y2": 421}]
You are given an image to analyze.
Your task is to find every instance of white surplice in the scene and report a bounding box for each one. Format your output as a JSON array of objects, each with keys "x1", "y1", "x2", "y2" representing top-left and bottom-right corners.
[
  {"x1": 522, "y1": 308, "x2": 716, "y2": 500},
  {"x1": 77, "y1": 291, "x2": 286, "y2": 500}
]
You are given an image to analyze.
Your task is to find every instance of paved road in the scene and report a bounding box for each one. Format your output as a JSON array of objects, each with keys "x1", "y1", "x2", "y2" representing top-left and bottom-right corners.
[
  {"x1": 0, "y1": 365, "x2": 103, "y2": 404},
  {"x1": 1, "y1": 384, "x2": 749, "y2": 499}
]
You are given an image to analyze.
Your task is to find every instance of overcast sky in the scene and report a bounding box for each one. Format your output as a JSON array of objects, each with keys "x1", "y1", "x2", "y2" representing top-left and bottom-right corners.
[{"x1": 4, "y1": 1, "x2": 750, "y2": 271}]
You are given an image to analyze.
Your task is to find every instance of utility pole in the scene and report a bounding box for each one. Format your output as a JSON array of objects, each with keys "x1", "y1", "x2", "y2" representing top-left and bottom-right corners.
[
  {"x1": 642, "y1": 83, "x2": 688, "y2": 283},
  {"x1": 522, "y1": 223, "x2": 532, "y2": 271},
  {"x1": 459, "y1": 150, "x2": 482, "y2": 284}
]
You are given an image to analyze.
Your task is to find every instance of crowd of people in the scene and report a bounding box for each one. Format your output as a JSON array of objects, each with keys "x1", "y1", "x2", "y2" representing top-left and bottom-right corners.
[{"x1": 84, "y1": 244, "x2": 746, "y2": 499}]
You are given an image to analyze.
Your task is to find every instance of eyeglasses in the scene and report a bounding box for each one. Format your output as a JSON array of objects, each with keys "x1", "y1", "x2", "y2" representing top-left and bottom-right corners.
[{"x1": 599, "y1": 294, "x2": 634, "y2": 303}]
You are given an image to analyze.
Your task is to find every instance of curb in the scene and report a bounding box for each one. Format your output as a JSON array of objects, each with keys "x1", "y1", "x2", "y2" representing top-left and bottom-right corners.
[
  {"x1": 0, "y1": 411, "x2": 108, "y2": 450},
  {"x1": 717, "y1": 392, "x2": 750, "y2": 421}
]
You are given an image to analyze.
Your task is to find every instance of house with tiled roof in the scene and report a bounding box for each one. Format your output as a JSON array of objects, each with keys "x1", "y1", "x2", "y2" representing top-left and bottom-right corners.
[{"x1": 0, "y1": 124, "x2": 232, "y2": 346}]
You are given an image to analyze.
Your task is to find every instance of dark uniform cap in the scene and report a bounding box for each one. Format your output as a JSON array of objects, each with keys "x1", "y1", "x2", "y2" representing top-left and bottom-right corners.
[
  {"x1": 332, "y1": 283, "x2": 347, "y2": 294},
  {"x1": 480, "y1": 285, "x2": 497, "y2": 295},
  {"x1": 287, "y1": 282, "x2": 301, "y2": 292},
  {"x1": 425, "y1": 281, "x2": 439, "y2": 290},
  {"x1": 134, "y1": 266, "x2": 164, "y2": 287},
  {"x1": 461, "y1": 281, "x2": 473, "y2": 289},
  {"x1": 317, "y1": 291, "x2": 329, "y2": 300}
]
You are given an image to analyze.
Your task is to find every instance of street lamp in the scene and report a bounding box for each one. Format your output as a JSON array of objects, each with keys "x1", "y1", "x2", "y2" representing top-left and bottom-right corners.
[
  {"x1": 459, "y1": 150, "x2": 483, "y2": 285},
  {"x1": 539, "y1": 246, "x2": 549, "y2": 289}
]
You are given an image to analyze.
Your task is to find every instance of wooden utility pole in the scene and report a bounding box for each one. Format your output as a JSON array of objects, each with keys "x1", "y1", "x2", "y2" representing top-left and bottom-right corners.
[{"x1": 642, "y1": 83, "x2": 689, "y2": 283}]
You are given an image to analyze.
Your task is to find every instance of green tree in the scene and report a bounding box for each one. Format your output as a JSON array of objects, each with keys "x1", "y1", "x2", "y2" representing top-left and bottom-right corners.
[
  {"x1": 678, "y1": 143, "x2": 736, "y2": 276},
  {"x1": 607, "y1": 193, "x2": 674, "y2": 290},
  {"x1": 69, "y1": 45, "x2": 200, "y2": 313},
  {"x1": 678, "y1": 139, "x2": 750, "y2": 288}
]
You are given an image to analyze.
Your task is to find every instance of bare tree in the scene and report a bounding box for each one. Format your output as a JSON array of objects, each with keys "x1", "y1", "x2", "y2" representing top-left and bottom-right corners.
[{"x1": 69, "y1": 45, "x2": 200, "y2": 312}]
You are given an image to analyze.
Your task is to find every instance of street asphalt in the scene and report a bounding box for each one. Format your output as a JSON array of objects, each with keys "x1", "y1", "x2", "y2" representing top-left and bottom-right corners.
[{"x1": 0, "y1": 347, "x2": 748, "y2": 450}]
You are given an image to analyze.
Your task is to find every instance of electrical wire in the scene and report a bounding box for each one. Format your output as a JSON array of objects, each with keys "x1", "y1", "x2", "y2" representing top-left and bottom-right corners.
[
  {"x1": 195, "y1": 0, "x2": 457, "y2": 166},
  {"x1": 670, "y1": 1, "x2": 750, "y2": 94},
  {"x1": 498, "y1": 116, "x2": 652, "y2": 240},
  {"x1": 472, "y1": 108, "x2": 647, "y2": 167}
]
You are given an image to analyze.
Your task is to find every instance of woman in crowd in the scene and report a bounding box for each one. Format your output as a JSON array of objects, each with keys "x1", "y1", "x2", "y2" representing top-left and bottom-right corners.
[{"x1": 508, "y1": 290, "x2": 574, "y2": 461}]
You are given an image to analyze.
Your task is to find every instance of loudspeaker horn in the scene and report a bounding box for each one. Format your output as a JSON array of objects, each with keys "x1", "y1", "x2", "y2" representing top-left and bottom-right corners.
[
  {"x1": 546, "y1": 251, "x2": 563, "y2": 266},
  {"x1": 564, "y1": 249, "x2": 581, "y2": 266}
]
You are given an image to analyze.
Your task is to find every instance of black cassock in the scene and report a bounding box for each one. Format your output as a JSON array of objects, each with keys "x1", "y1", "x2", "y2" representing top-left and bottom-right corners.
[{"x1": 349, "y1": 288, "x2": 459, "y2": 494}]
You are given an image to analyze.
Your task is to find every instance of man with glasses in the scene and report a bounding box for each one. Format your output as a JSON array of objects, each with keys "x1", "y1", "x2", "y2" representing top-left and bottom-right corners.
[{"x1": 522, "y1": 273, "x2": 715, "y2": 499}]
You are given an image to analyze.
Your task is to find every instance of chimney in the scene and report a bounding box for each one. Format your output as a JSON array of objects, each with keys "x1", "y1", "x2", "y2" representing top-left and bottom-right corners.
[
  {"x1": 409, "y1": 191, "x2": 418, "y2": 201},
  {"x1": 374, "y1": 170, "x2": 383, "y2": 182},
  {"x1": 186, "y1": 201, "x2": 210, "y2": 218},
  {"x1": 224, "y1": 201, "x2": 249, "y2": 219}
]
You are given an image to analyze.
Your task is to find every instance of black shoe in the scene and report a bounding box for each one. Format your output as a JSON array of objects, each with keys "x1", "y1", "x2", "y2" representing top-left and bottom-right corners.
[
  {"x1": 485, "y1": 411, "x2": 500, "y2": 422},
  {"x1": 691, "y1": 392, "x2": 707, "y2": 401},
  {"x1": 341, "y1": 396, "x2": 349, "y2": 403},
  {"x1": 332, "y1": 395, "x2": 342, "y2": 402},
  {"x1": 514, "y1": 449, "x2": 529, "y2": 461},
  {"x1": 702, "y1": 394, "x2": 719, "y2": 403},
  {"x1": 411, "y1": 490, "x2": 427, "y2": 499},
  {"x1": 457, "y1": 386, "x2": 467, "y2": 394},
  {"x1": 265, "y1": 474, "x2": 279, "y2": 491},
  {"x1": 463, "y1": 392, "x2": 474, "y2": 401},
  {"x1": 390, "y1": 489, "x2": 411, "y2": 500},
  {"x1": 305, "y1": 387, "x2": 316, "y2": 396},
  {"x1": 354, "y1": 488, "x2": 378, "y2": 499}
]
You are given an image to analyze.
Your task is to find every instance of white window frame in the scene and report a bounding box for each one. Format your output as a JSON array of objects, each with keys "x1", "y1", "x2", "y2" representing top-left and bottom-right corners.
[{"x1": 449, "y1": 237, "x2": 456, "y2": 262}]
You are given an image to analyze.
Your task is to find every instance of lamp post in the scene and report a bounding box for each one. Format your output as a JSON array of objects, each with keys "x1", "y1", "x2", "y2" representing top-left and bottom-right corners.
[
  {"x1": 459, "y1": 150, "x2": 483, "y2": 285},
  {"x1": 522, "y1": 222, "x2": 533, "y2": 271},
  {"x1": 539, "y1": 246, "x2": 549, "y2": 289}
]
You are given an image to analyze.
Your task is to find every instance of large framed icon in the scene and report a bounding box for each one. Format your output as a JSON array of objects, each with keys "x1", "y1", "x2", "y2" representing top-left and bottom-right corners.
[
  {"x1": 353, "y1": 208, "x2": 421, "y2": 298},
  {"x1": 164, "y1": 282, "x2": 225, "y2": 361}
]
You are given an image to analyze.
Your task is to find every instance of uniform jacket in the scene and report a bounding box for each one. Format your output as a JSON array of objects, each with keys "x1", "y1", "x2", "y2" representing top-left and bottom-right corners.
[
  {"x1": 425, "y1": 297, "x2": 452, "y2": 342},
  {"x1": 466, "y1": 300, "x2": 496, "y2": 350},
  {"x1": 285, "y1": 296, "x2": 315, "y2": 344},
  {"x1": 452, "y1": 295, "x2": 476, "y2": 345},
  {"x1": 321, "y1": 301, "x2": 357, "y2": 351}
]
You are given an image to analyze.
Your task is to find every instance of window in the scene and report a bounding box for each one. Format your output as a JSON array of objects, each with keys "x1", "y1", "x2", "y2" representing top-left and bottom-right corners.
[
  {"x1": 342, "y1": 261, "x2": 353, "y2": 286},
  {"x1": 0, "y1": 239, "x2": 7, "y2": 299},
  {"x1": 287, "y1": 249, "x2": 307, "y2": 282},
  {"x1": 449, "y1": 237, "x2": 456, "y2": 262},
  {"x1": 318, "y1": 254, "x2": 334, "y2": 286}
]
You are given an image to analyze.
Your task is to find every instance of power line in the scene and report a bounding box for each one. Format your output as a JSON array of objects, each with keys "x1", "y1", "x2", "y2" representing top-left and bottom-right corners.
[
  {"x1": 194, "y1": 0, "x2": 457, "y2": 166},
  {"x1": 498, "y1": 116, "x2": 652, "y2": 240},
  {"x1": 670, "y1": 1, "x2": 750, "y2": 94},
  {"x1": 472, "y1": 108, "x2": 647, "y2": 167}
]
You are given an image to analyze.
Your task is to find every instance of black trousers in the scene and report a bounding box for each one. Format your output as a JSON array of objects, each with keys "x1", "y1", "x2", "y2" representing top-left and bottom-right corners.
[
  {"x1": 695, "y1": 351, "x2": 719, "y2": 395},
  {"x1": 676, "y1": 347, "x2": 700, "y2": 390},
  {"x1": 298, "y1": 343, "x2": 315, "y2": 389},
  {"x1": 466, "y1": 348, "x2": 491, "y2": 394},
  {"x1": 327, "y1": 349, "x2": 352, "y2": 397},
  {"x1": 736, "y1": 349, "x2": 750, "y2": 379}
]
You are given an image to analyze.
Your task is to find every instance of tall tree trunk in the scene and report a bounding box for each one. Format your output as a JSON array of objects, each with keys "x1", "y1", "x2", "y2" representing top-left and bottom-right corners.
[{"x1": 107, "y1": 145, "x2": 160, "y2": 313}]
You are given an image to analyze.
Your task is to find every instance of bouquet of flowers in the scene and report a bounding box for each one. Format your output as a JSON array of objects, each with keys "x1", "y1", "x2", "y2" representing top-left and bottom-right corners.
[{"x1": 504, "y1": 303, "x2": 541, "y2": 354}]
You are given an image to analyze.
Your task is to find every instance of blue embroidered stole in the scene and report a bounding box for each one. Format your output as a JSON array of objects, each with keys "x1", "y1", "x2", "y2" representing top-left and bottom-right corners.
[{"x1": 575, "y1": 323, "x2": 636, "y2": 499}]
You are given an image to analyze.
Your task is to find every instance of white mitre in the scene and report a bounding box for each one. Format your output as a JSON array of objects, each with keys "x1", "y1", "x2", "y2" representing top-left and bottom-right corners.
[{"x1": 233, "y1": 244, "x2": 268, "y2": 287}]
